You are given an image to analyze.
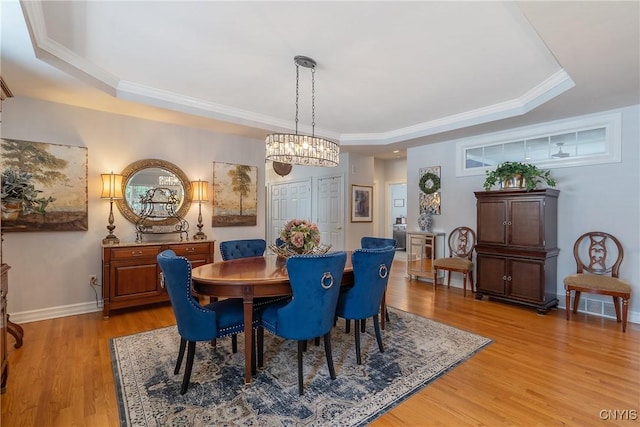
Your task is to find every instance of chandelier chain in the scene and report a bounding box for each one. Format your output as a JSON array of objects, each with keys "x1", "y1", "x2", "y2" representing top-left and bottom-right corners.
[
  {"x1": 311, "y1": 66, "x2": 316, "y2": 137},
  {"x1": 295, "y1": 63, "x2": 300, "y2": 135}
]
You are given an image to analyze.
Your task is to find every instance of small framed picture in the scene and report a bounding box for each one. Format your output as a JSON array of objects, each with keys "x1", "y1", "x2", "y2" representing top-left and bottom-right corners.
[
  {"x1": 394, "y1": 198, "x2": 405, "y2": 207},
  {"x1": 351, "y1": 185, "x2": 373, "y2": 222}
]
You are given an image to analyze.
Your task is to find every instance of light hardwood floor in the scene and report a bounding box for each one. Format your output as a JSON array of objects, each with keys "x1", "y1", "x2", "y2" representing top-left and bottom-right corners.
[{"x1": 1, "y1": 259, "x2": 639, "y2": 426}]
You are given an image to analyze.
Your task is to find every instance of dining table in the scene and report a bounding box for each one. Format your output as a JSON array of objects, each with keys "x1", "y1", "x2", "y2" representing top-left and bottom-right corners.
[{"x1": 191, "y1": 252, "x2": 354, "y2": 384}]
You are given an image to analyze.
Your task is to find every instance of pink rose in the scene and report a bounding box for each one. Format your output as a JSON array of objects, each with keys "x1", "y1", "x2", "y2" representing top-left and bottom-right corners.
[{"x1": 290, "y1": 232, "x2": 305, "y2": 248}]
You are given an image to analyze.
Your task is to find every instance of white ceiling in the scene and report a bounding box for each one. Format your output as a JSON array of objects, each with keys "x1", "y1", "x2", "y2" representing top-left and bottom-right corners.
[{"x1": 1, "y1": 1, "x2": 639, "y2": 160}]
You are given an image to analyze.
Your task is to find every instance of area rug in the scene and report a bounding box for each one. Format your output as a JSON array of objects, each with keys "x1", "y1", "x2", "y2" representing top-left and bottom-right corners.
[{"x1": 110, "y1": 307, "x2": 491, "y2": 426}]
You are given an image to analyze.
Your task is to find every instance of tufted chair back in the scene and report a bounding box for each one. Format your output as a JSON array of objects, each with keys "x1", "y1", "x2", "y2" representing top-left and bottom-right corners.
[
  {"x1": 220, "y1": 239, "x2": 267, "y2": 260},
  {"x1": 157, "y1": 249, "x2": 245, "y2": 394},
  {"x1": 158, "y1": 250, "x2": 218, "y2": 342},
  {"x1": 361, "y1": 236, "x2": 397, "y2": 249},
  {"x1": 265, "y1": 251, "x2": 347, "y2": 340},
  {"x1": 258, "y1": 251, "x2": 347, "y2": 394},
  {"x1": 337, "y1": 246, "x2": 395, "y2": 321}
]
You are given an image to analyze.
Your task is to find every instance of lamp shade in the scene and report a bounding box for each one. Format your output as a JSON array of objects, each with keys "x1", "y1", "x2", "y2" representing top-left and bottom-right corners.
[
  {"x1": 100, "y1": 173, "x2": 124, "y2": 199},
  {"x1": 191, "y1": 180, "x2": 209, "y2": 202}
]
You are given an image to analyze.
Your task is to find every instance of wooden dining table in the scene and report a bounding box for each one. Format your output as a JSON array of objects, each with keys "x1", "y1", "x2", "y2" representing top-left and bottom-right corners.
[{"x1": 191, "y1": 253, "x2": 354, "y2": 384}]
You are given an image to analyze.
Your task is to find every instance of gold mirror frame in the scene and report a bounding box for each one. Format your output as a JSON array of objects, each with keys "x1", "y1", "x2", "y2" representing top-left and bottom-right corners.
[{"x1": 115, "y1": 159, "x2": 192, "y2": 227}]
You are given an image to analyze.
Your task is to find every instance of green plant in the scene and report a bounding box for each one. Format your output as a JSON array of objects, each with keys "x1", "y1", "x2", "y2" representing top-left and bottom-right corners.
[
  {"x1": 1, "y1": 168, "x2": 55, "y2": 215},
  {"x1": 483, "y1": 161, "x2": 556, "y2": 192}
]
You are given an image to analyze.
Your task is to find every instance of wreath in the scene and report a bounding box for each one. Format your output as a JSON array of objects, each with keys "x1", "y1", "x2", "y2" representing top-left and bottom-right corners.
[{"x1": 419, "y1": 172, "x2": 441, "y2": 194}]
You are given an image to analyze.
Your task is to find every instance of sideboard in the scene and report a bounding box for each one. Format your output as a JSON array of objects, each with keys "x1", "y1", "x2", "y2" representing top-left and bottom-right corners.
[{"x1": 101, "y1": 240, "x2": 215, "y2": 317}]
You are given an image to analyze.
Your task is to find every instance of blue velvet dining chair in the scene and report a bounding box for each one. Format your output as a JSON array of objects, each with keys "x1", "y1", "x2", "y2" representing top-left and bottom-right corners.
[
  {"x1": 258, "y1": 251, "x2": 347, "y2": 395},
  {"x1": 361, "y1": 236, "x2": 397, "y2": 250},
  {"x1": 360, "y1": 236, "x2": 397, "y2": 328},
  {"x1": 157, "y1": 250, "x2": 246, "y2": 395},
  {"x1": 220, "y1": 239, "x2": 267, "y2": 260},
  {"x1": 335, "y1": 246, "x2": 396, "y2": 364}
]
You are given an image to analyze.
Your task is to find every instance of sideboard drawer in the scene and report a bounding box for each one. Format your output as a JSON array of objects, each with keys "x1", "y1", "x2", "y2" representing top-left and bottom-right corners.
[
  {"x1": 110, "y1": 246, "x2": 162, "y2": 260},
  {"x1": 169, "y1": 243, "x2": 211, "y2": 257}
]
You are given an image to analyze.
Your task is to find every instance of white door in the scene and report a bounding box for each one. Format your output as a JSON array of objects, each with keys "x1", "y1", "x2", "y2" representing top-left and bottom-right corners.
[
  {"x1": 316, "y1": 175, "x2": 345, "y2": 250},
  {"x1": 268, "y1": 179, "x2": 312, "y2": 246}
]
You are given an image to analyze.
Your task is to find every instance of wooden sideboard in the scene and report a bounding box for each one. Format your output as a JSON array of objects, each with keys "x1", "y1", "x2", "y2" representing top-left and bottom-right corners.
[
  {"x1": 474, "y1": 189, "x2": 559, "y2": 314},
  {"x1": 101, "y1": 240, "x2": 215, "y2": 317}
]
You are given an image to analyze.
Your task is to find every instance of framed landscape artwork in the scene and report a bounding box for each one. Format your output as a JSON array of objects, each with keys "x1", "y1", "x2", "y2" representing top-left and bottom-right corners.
[
  {"x1": 1, "y1": 138, "x2": 88, "y2": 232},
  {"x1": 351, "y1": 184, "x2": 373, "y2": 222},
  {"x1": 211, "y1": 162, "x2": 258, "y2": 227}
]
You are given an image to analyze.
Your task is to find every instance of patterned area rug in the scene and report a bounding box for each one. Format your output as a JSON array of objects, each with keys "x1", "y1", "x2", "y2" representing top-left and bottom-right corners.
[{"x1": 110, "y1": 307, "x2": 491, "y2": 426}]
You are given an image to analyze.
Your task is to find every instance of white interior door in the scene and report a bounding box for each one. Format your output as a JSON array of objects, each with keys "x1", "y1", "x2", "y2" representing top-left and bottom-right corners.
[
  {"x1": 316, "y1": 175, "x2": 345, "y2": 250},
  {"x1": 268, "y1": 179, "x2": 312, "y2": 246}
]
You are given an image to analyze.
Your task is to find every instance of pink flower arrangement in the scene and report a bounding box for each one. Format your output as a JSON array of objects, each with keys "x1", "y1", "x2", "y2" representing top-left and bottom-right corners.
[{"x1": 280, "y1": 219, "x2": 321, "y2": 254}]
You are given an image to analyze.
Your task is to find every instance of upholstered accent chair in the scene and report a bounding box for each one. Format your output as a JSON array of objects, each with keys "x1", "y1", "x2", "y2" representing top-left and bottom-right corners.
[
  {"x1": 157, "y1": 250, "x2": 245, "y2": 394},
  {"x1": 219, "y1": 239, "x2": 267, "y2": 260},
  {"x1": 564, "y1": 231, "x2": 632, "y2": 332},
  {"x1": 433, "y1": 226, "x2": 476, "y2": 297},
  {"x1": 336, "y1": 246, "x2": 396, "y2": 364},
  {"x1": 258, "y1": 251, "x2": 347, "y2": 395}
]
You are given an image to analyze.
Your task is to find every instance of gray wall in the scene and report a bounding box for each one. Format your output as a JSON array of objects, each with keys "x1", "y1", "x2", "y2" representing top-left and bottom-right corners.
[{"x1": 407, "y1": 105, "x2": 640, "y2": 323}]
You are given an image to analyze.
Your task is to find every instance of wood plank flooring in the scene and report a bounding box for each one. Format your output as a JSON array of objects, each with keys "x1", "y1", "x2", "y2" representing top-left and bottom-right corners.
[{"x1": 1, "y1": 259, "x2": 638, "y2": 426}]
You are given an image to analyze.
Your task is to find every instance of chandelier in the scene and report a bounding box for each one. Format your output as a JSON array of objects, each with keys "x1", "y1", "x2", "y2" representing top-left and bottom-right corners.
[{"x1": 265, "y1": 56, "x2": 339, "y2": 167}]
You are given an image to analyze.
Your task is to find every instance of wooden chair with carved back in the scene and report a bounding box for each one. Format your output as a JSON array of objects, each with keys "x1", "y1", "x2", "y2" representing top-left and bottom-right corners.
[
  {"x1": 433, "y1": 226, "x2": 476, "y2": 297},
  {"x1": 564, "y1": 231, "x2": 631, "y2": 332}
]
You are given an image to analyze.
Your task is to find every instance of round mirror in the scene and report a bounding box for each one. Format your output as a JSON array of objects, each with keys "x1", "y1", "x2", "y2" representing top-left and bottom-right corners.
[{"x1": 116, "y1": 159, "x2": 192, "y2": 227}]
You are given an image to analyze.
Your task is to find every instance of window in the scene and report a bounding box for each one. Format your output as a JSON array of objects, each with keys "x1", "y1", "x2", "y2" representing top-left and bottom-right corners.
[{"x1": 456, "y1": 112, "x2": 621, "y2": 176}]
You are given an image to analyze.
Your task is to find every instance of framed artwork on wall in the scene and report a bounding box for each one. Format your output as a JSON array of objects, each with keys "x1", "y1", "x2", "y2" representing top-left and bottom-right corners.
[
  {"x1": 1, "y1": 138, "x2": 88, "y2": 232},
  {"x1": 211, "y1": 162, "x2": 258, "y2": 227},
  {"x1": 351, "y1": 184, "x2": 373, "y2": 222}
]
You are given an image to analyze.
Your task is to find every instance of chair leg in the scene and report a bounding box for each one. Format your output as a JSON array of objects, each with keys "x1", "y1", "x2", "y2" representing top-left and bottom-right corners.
[
  {"x1": 462, "y1": 273, "x2": 467, "y2": 297},
  {"x1": 314, "y1": 337, "x2": 320, "y2": 346},
  {"x1": 180, "y1": 341, "x2": 196, "y2": 395},
  {"x1": 612, "y1": 296, "x2": 622, "y2": 322},
  {"x1": 175, "y1": 338, "x2": 186, "y2": 375},
  {"x1": 373, "y1": 314, "x2": 384, "y2": 353},
  {"x1": 345, "y1": 319, "x2": 350, "y2": 333},
  {"x1": 447, "y1": 270, "x2": 451, "y2": 289},
  {"x1": 622, "y1": 298, "x2": 629, "y2": 333},
  {"x1": 297, "y1": 341, "x2": 305, "y2": 395},
  {"x1": 573, "y1": 291, "x2": 582, "y2": 313},
  {"x1": 354, "y1": 319, "x2": 362, "y2": 365},
  {"x1": 231, "y1": 334, "x2": 238, "y2": 353},
  {"x1": 470, "y1": 270, "x2": 475, "y2": 294},
  {"x1": 381, "y1": 292, "x2": 387, "y2": 330},
  {"x1": 323, "y1": 332, "x2": 336, "y2": 380},
  {"x1": 565, "y1": 290, "x2": 572, "y2": 320},
  {"x1": 361, "y1": 319, "x2": 366, "y2": 332},
  {"x1": 257, "y1": 327, "x2": 264, "y2": 368}
]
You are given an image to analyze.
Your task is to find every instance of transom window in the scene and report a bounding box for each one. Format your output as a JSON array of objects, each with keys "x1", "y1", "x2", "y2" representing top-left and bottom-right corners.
[{"x1": 456, "y1": 112, "x2": 621, "y2": 176}]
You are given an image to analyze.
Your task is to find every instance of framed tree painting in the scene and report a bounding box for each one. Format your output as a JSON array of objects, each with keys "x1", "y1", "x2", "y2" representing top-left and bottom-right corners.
[
  {"x1": 351, "y1": 184, "x2": 372, "y2": 222},
  {"x1": 212, "y1": 162, "x2": 257, "y2": 227},
  {"x1": 1, "y1": 138, "x2": 88, "y2": 231}
]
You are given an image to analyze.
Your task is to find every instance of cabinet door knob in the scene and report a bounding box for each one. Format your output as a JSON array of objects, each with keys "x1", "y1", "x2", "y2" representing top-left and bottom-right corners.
[
  {"x1": 502, "y1": 275, "x2": 507, "y2": 281},
  {"x1": 503, "y1": 221, "x2": 507, "y2": 225},
  {"x1": 507, "y1": 276, "x2": 512, "y2": 281},
  {"x1": 131, "y1": 250, "x2": 143, "y2": 256},
  {"x1": 185, "y1": 247, "x2": 195, "y2": 253},
  {"x1": 507, "y1": 221, "x2": 512, "y2": 226}
]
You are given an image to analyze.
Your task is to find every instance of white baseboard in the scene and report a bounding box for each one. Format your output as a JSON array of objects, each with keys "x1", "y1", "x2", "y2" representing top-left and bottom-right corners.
[{"x1": 9, "y1": 301, "x2": 103, "y2": 324}]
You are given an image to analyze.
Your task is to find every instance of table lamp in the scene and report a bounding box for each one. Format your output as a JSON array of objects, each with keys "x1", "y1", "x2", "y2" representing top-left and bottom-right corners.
[
  {"x1": 191, "y1": 179, "x2": 209, "y2": 240},
  {"x1": 101, "y1": 172, "x2": 124, "y2": 244}
]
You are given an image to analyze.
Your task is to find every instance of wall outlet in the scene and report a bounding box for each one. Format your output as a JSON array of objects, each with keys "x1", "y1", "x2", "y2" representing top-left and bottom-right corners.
[{"x1": 90, "y1": 274, "x2": 98, "y2": 287}]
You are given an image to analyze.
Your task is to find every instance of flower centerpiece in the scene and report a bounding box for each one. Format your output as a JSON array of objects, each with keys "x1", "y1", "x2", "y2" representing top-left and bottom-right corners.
[{"x1": 270, "y1": 218, "x2": 331, "y2": 257}]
